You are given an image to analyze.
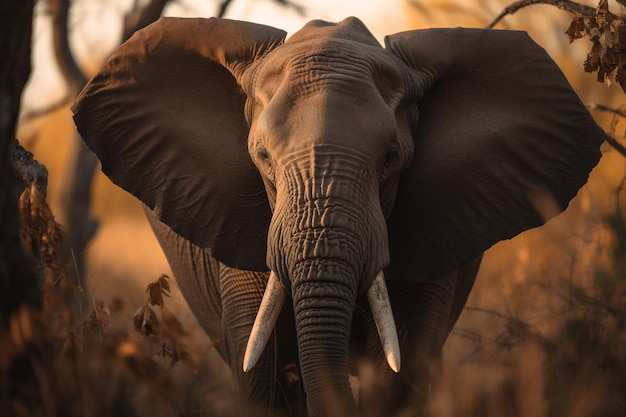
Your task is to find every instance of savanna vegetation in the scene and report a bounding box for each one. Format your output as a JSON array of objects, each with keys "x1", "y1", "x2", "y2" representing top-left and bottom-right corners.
[{"x1": 2, "y1": 0, "x2": 625, "y2": 416}]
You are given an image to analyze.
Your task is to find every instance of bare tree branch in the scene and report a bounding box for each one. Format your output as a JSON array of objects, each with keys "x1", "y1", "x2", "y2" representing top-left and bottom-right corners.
[
  {"x1": 273, "y1": 0, "x2": 306, "y2": 16},
  {"x1": 487, "y1": 0, "x2": 597, "y2": 29},
  {"x1": 48, "y1": 0, "x2": 87, "y2": 96},
  {"x1": 122, "y1": 0, "x2": 169, "y2": 42},
  {"x1": 407, "y1": 0, "x2": 493, "y2": 25},
  {"x1": 20, "y1": 95, "x2": 71, "y2": 124},
  {"x1": 588, "y1": 102, "x2": 626, "y2": 157},
  {"x1": 216, "y1": 0, "x2": 234, "y2": 18},
  {"x1": 217, "y1": 0, "x2": 305, "y2": 18},
  {"x1": 589, "y1": 102, "x2": 626, "y2": 118},
  {"x1": 46, "y1": 0, "x2": 96, "y2": 288}
]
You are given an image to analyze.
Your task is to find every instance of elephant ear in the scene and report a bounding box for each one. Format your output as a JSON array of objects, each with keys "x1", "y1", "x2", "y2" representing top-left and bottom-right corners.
[
  {"x1": 73, "y1": 17, "x2": 286, "y2": 271},
  {"x1": 384, "y1": 28, "x2": 605, "y2": 281}
]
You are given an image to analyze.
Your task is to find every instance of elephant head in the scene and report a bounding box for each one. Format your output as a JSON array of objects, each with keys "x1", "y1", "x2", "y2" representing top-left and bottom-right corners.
[{"x1": 73, "y1": 17, "x2": 605, "y2": 416}]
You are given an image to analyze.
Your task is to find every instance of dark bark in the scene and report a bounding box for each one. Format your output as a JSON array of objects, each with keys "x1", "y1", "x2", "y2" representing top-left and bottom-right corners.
[
  {"x1": 0, "y1": 2, "x2": 47, "y2": 415},
  {"x1": 0, "y1": 0, "x2": 39, "y2": 326},
  {"x1": 12, "y1": 140, "x2": 61, "y2": 285}
]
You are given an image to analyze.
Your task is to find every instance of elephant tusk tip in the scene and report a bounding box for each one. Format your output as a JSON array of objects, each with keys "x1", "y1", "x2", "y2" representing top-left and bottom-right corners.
[
  {"x1": 242, "y1": 352, "x2": 256, "y2": 373},
  {"x1": 242, "y1": 329, "x2": 265, "y2": 373},
  {"x1": 387, "y1": 351, "x2": 401, "y2": 373},
  {"x1": 243, "y1": 342, "x2": 263, "y2": 372}
]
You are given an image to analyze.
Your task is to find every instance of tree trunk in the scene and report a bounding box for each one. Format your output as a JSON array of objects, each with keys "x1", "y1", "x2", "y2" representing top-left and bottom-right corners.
[
  {"x1": 0, "y1": 0, "x2": 39, "y2": 326},
  {"x1": 47, "y1": 0, "x2": 96, "y2": 286},
  {"x1": 0, "y1": 2, "x2": 48, "y2": 415}
]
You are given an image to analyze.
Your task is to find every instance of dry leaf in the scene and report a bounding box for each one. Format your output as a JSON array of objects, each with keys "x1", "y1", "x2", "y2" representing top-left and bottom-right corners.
[
  {"x1": 566, "y1": 0, "x2": 626, "y2": 93},
  {"x1": 566, "y1": 17, "x2": 586, "y2": 42},
  {"x1": 133, "y1": 305, "x2": 159, "y2": 336},
  {"x1": 617, "y1": 24, "x2": 626, "y2": 94},
  {"x1": 145, "y1": 274, "x2": 171, "y2": 307},
  {"x1": 283, "y1": 363, "x2": 301, "y2": 386},
  {"x1": 83, "y1": 300, "x2": 111, "y2": 336},
  {"x1": 157, "y1": 274, "x2": 171, "y2": 293}
]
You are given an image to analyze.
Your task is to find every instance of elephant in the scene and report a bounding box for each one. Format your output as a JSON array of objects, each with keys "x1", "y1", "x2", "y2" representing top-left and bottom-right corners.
[{"x1": 72, "y1": 16, "x2": 605, "y2": 417}]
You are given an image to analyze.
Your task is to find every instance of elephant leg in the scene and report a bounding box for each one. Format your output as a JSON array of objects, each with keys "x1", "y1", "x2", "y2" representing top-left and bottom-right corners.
[
  {"x1": 443, "y1": 254, "x2": 482, "y2": 336},
  {"x1": 220, "y1": 266, "x2": 306, "y2": 416},
  {"x1": 143, "y1": 206, "x2": 225, "y2": 355},
  {"x1": 146, "y1": 208, "x2": 306, "y2": 415},
  {"x1": 356, "y1": 256, "x2": 482, "y2": 417}
]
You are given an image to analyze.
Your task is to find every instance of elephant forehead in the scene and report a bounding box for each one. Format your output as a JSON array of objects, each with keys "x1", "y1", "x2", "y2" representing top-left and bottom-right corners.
[
  {"x1": 252, "y1": 94, "x2": 398, "y2": 160},
  {"x1": 254, "y1": 39, "x2": 405, "y2": 102},
  {"x1": 287, "y1": 17, "x2": 381, "y2": 47}
]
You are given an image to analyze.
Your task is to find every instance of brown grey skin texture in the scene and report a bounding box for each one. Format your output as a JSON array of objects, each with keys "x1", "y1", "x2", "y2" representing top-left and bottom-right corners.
[{"x1": 73, "y1": 17, "x2": 605, "y2": 417}]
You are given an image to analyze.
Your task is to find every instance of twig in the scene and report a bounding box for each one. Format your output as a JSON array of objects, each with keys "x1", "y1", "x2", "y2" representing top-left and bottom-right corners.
[
  {"x1": 407, "y1": 0, "x2": 494, "y2": 25},
  {"x1": 463, "y1": 306, "x2": 516, "y2": 320},
  {"x1": 48, "y1": 0, "x2": 87, "y2": 95},
  {"x1": 487, "y1": 0, "x2": 596, "y2": 29},
  {"x1": 588, "y1": 102, "x2": 626, "y2": 157},
  {"x1": 589, "y1": 102, "x2": 626, "y2": 118},
  {"x1": 217, "y1": 0, "x2": 306, "y2": 18},
  {"x1": 216, "y1": 0, "x2": 233, "y2": 18},
  {"x1": 274, "y1": 0, "x2": 306, "y2": 16},
  {"x1": 19, "y1": 96, "x2": 71, "y2": 124},
  {"x1": 121, "y1": 0, "x2": 169, "y2": 42}
]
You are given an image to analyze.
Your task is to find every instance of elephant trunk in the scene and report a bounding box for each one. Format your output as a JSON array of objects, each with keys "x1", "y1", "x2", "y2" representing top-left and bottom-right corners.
[
  {"x1": 291, "y1": 258, "x2": 358, "y2": 417},
  {"x1": 258, "y1": 153, "x2": 399, "y2": 415}
]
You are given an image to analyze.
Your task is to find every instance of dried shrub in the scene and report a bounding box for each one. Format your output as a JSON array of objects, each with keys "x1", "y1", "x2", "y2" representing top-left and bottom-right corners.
[
  {"x1": 433, "y1": 205, "x2": 626, "y2": 417},
  {"x1": 566, "y1": 0, "x2": 626, "y2": 89},
  {"x1": 132, "y1": 274, "x2": 196, "y2": 369},
  {"x1": 489, "y1": 0, "x2": 626, "y2": 94},
  {"x1": 2, "y1": 169, "x2": 213, "y2": 416}
]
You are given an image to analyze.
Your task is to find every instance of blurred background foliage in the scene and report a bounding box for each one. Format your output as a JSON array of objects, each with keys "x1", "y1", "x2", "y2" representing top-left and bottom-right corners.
[{"x1": 2, "y1": 0, "x2": 626, "y2": 416}]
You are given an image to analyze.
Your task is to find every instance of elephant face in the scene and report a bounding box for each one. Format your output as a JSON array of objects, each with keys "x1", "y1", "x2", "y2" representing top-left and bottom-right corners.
[
  {"x1": 244, "y1": 21, "x2": 415, "y2": 291},
  {"x1": 73, "y1": 16, "x2": 605, "y2": 416}
]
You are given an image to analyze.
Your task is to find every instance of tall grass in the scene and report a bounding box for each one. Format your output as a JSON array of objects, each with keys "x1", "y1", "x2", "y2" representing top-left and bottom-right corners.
[{"x1": 430, "y1": 205, "x2": 626, "y2": 417}]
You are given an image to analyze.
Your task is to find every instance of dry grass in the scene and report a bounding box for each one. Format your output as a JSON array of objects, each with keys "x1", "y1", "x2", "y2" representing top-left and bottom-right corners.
[{"x1": 0, "y1": 271, "x2": 238, "y2": 417}]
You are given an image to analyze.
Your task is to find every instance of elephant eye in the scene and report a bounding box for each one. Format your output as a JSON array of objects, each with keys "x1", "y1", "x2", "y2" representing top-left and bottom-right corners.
[
  {"x1": 383, "y1": 142, "x2": 400, "y2": 173},
  {"x1": 257, "y1": 143, "x2": 269, "y2": 161},
  {"x1": 256, "y1": 143, "x2": 274, "y2": 177}
]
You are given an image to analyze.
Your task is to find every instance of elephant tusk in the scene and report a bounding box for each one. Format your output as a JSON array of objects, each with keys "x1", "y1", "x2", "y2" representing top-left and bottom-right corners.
[
  {"x1": 243, "y1": 271, "x2": 286, "y2": 372},
  {"x1": 367, "y1": 271, "x2": 401, "y2": 373}
]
